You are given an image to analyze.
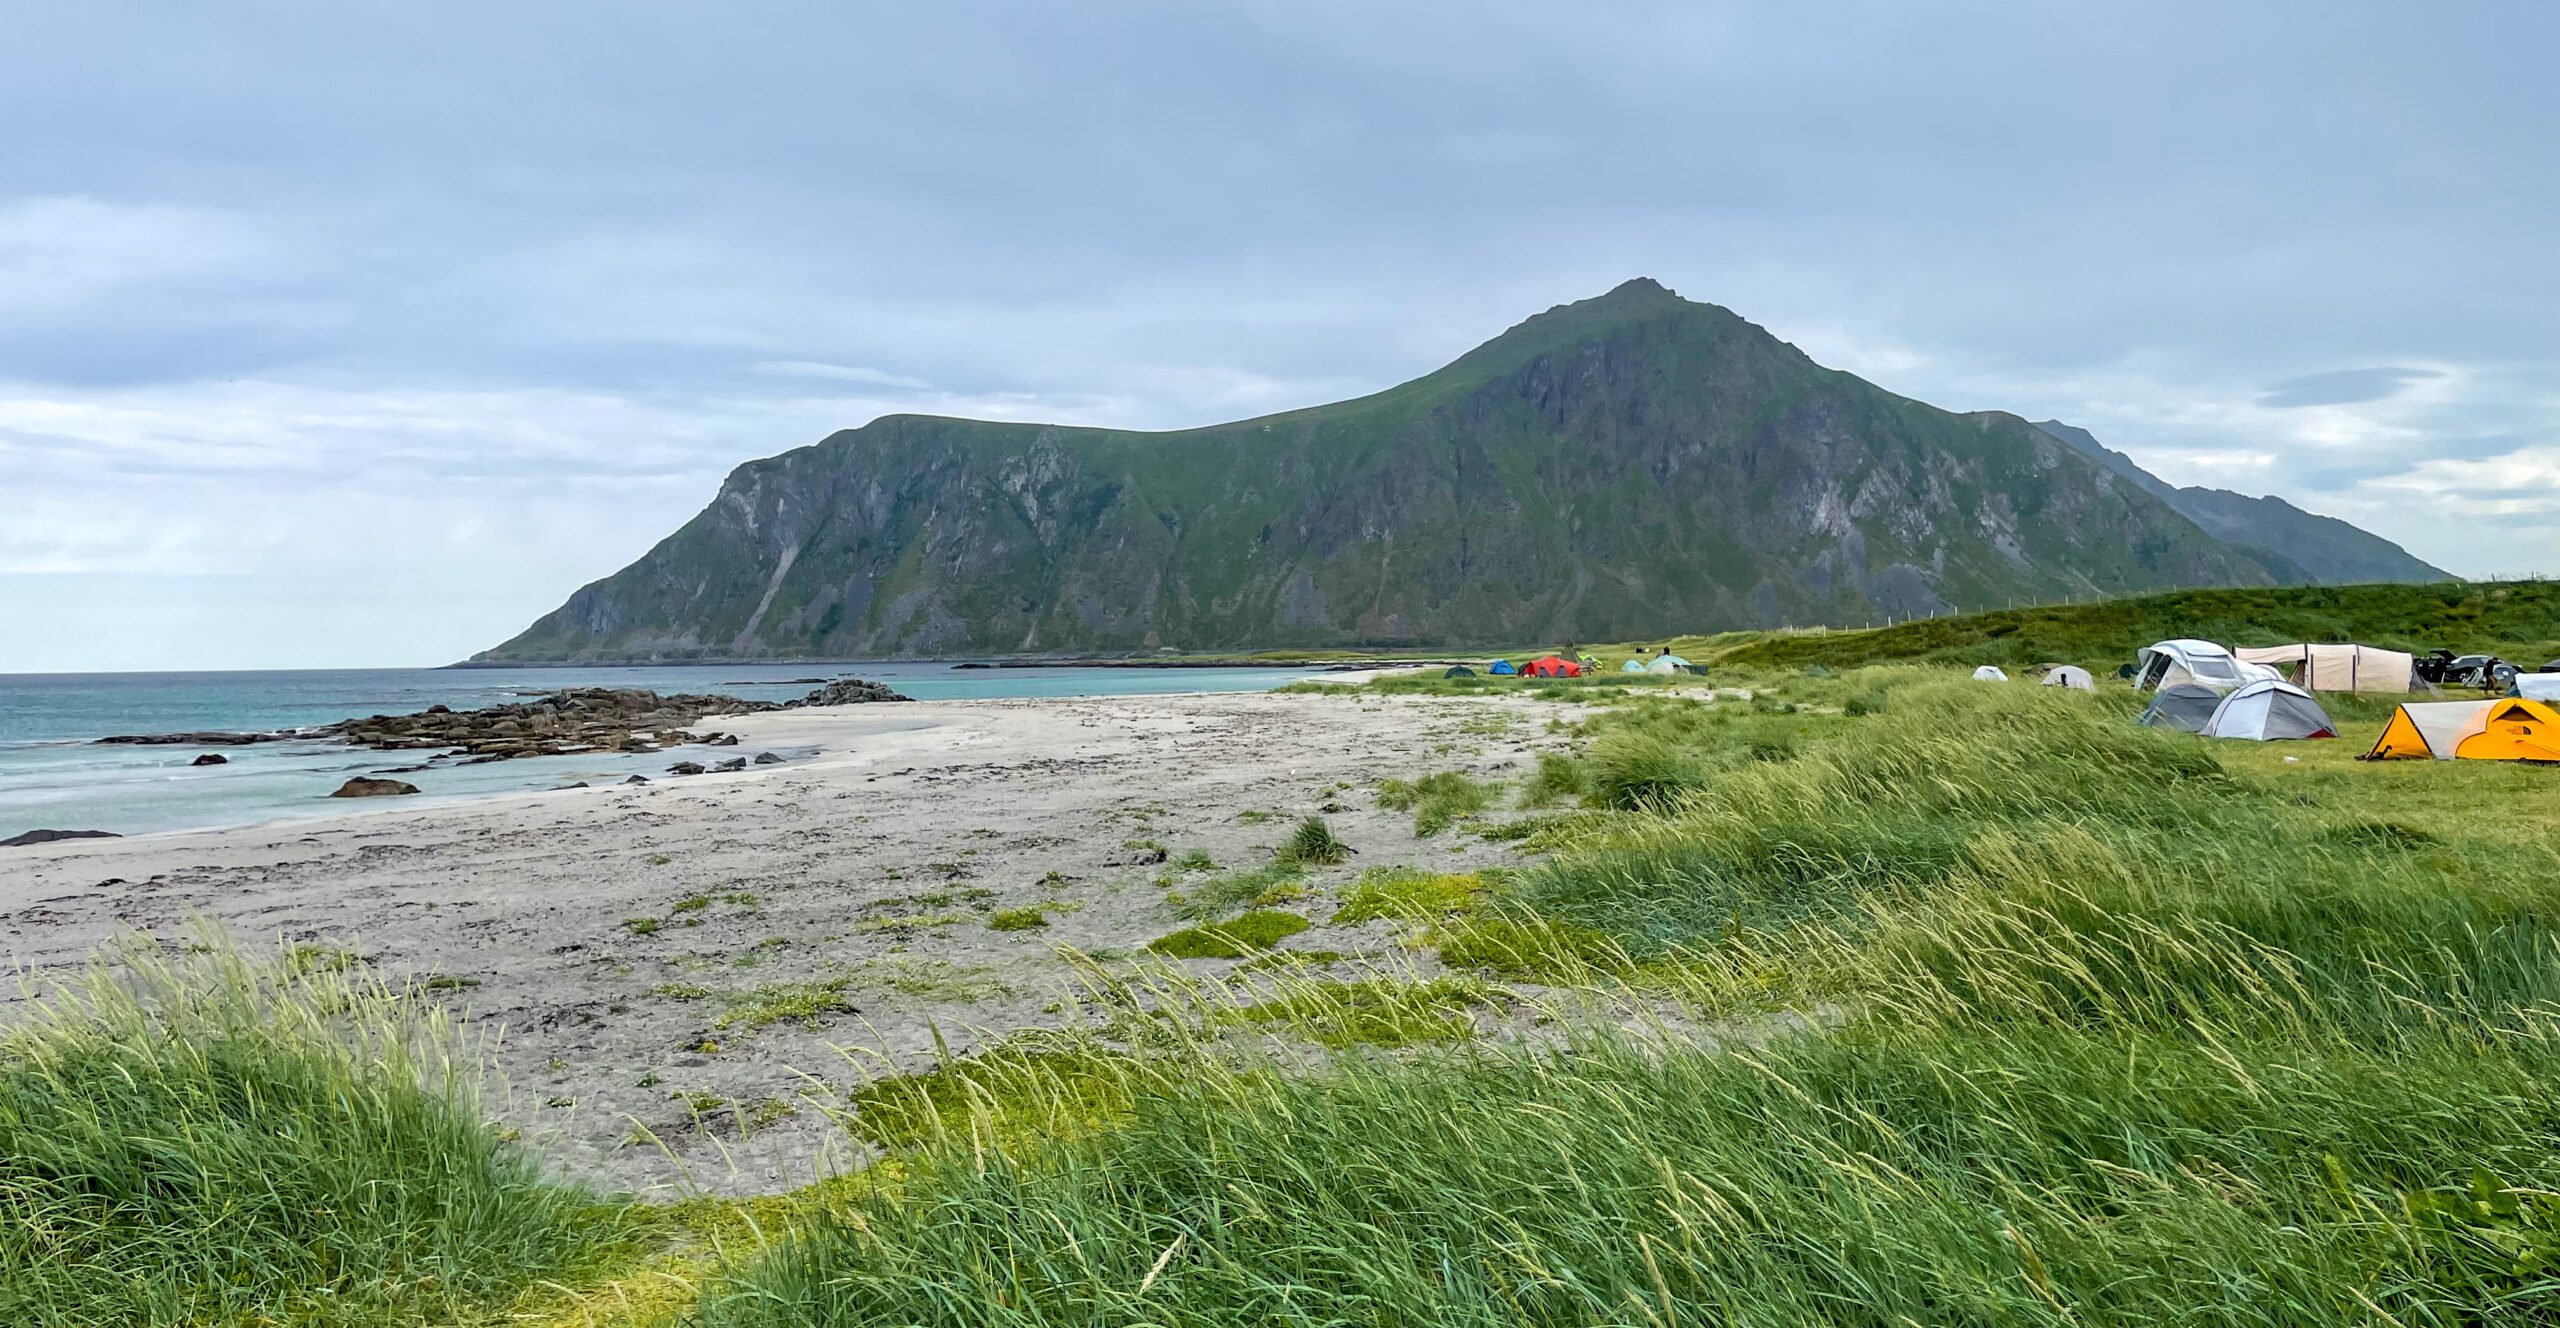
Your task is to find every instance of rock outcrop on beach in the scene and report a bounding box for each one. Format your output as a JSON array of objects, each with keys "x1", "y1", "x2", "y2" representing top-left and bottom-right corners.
[
  {"x1": 190, "y1": 753, "x2": 228, "y2": 766},
  {"x1": 1, "y1": 828, "x2": 121, "y2": 848},
  {"x1": 330, "y1": 777, "x2": 420, "y2": 797},
  {"x1": 465, "y1": 278, "x2": 2430, "y2": 665},
  {"x1": 89, "y1": 680, "x2": 910, "y2": 767}
]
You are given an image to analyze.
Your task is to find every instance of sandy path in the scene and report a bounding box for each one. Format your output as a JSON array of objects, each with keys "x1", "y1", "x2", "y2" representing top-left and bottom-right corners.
[{"x1": 0, "y1": 688, "x2": 1564, "y2": 1196}]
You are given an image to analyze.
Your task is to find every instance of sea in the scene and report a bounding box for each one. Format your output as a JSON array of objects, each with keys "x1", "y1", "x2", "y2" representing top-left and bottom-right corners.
[{"x1": 0, "y1": 663, "x2": 1321, "y2": 841}]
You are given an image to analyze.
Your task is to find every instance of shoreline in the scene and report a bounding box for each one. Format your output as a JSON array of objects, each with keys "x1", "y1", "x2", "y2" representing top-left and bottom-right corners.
[{"x1": 0, "y1": 682, "x2": 1546, "y2": 1197}]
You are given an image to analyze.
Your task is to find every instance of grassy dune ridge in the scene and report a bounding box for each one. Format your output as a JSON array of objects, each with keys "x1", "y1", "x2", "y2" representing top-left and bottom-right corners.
[{"x1": 9, "y1": 628, "x2": 2560, "y2": 1324}]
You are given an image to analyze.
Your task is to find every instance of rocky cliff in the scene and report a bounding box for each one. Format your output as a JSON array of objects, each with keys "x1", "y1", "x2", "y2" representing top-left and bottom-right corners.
[{"x1": 479, "y1": 280, "x2": 2285, "y2": 661}]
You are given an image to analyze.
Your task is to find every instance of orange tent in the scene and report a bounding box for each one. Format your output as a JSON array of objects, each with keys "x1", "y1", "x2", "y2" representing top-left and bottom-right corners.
[
  {"x1": 2459, "y1": 699, "x2": 2560, "y2": 762},
  {"x1": 2365, "y1": 698, "x2": 2560, "y2": 762},
  {"x1": 1523, "y1": 655, "x2": 1583, "y2": 678}
]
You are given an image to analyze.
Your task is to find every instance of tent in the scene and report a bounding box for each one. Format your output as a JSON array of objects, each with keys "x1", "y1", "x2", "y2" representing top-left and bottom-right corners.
[
  {"x1": 1972, "y1": 665, "x2": 2010, "y2": 682},
  {"x1": 2042, "y1": 665, "x2": 2096, "y2": 691},
  {"x1": 1620, "y1": 658, "x2": 1650, "y2": 673},
  {"x1": 2233, "y1": 644, "x2": 2415, "y2": 694},
  {"x1": 2134, "y1": 639, "x2": 2274, "y2": 692},
  {"x1": 1524, "y1": 655, "x2": 1583, "y2": 678},
  {"x1": 2139, "y1": 684, "x2": 2225, "y2": 733},
  {"x1": 2460, "y1": 699, "x2": 2560, "y2": 761},
  {"x1": 2364, "y1": 700, "x2": 2493, "y2": 759},
  {"x1": 2516, "y1": 673, "x2": 2560, "y2": 703},
  {"x1": 1486, "y1": 660, "x2": 1518, "y2": 676},
  {"x1": 1443, "y1": 665, "x2": 1476, "y2": 679},
  {"x1": 2366, "y1": 698, "x2": 2560, "y2": 762},
  {"x1": 2198, "y1": 679, "x2": 2337, "y2": 741},
  {"x1": 1646, "y1": 653, "x2": 1691, "y2": 674}
]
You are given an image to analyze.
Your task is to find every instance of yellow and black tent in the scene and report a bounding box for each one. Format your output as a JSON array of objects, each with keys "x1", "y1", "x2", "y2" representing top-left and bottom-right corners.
[{"x1": 2364, "y1": 698, "x2": 2560, "y2": 762}]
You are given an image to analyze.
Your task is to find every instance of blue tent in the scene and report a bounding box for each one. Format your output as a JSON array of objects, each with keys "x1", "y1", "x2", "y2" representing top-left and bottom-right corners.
[
  {"x1": 1487, "y1": 660, "x2": 1518, "y2": 676},
  {"x1": 1620, "y1": 658, "x2": 1649, "y2": 673}
]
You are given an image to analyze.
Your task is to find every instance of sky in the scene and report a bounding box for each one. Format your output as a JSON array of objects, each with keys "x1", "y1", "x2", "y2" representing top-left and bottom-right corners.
[{"x1": 3, "y1": 2, "x2": 2552, "y2": 672}]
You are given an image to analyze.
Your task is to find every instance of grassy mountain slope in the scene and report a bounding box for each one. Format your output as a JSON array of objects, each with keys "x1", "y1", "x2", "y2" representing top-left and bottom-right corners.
[
  {"x1": 2032, "y1": 420, "x2": 2448, "y2": 584},
  {"x1": 478, "y1": 281, "x2": 2276, "y2": 662},
  {"x1": 1707, "y1": 578, "x2": 2553, "y2": 672}
]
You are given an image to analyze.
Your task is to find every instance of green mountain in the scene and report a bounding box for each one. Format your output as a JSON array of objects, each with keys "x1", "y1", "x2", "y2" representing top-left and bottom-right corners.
[
  {"x1": 478, "y1": 279, "x2": 2287, "y2": 663},
  {"x1": 2030, "y1": 420, "x2": 2448, "y2": 584}
]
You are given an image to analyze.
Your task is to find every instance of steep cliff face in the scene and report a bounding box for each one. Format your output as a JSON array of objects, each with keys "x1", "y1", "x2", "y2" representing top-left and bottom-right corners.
[
  {"x1": 479, "y1": 280, "x2": 2277, "y2": 662},
  {"x1": 2031, "y1": 421, "x2": 2449, "y2": 585}
]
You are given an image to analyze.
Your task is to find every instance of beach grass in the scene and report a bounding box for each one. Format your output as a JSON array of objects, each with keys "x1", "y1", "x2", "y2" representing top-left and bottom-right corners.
[{"x1": 0, "y1": 936, "x2": 636, "y2": 1327}]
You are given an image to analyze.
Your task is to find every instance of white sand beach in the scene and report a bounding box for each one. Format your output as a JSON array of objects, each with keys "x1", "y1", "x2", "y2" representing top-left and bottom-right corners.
[{"x1": 0, "y1": 685, "x2": 1564, "y2": 1196}]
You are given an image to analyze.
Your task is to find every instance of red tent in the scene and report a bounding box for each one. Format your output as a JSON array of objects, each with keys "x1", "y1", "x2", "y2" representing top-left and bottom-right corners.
[{"x1": 1524, "y1": 655, "x2": 1583, "y2": 678}]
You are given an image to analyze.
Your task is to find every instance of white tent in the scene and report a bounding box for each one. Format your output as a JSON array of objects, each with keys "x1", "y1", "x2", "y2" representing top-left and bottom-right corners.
[
  {"x1": 1646, "y1": 653, "x2": 1691, "y2": 675},
  {"x1": 1972, "y1": 665, "x2": 2010, "y2": 682},
  {"x1": 2198, "y1": 679, "x2": 2338, "y2": 741},
  {"x1": 2041, "y1": 665, "x2": 2095, "y2": 691},
  {"x1": 2233, "y1": 643, "x2": 2415, "y2": 694},
  {"x1": 2517, "y1": 673, "x2": 2560, "y2": 703},
  {"x1": 2134, "y1": 639, "x2": 2276, "y2": 693}
]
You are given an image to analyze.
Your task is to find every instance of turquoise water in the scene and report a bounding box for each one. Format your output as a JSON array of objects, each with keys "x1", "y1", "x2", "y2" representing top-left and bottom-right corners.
[{"x1": 0, "y1": 664, "x2": 1318, "y2": 840}]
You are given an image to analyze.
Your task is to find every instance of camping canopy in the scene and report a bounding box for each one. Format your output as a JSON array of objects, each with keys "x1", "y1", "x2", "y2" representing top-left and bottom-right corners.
[
  {"x1": 1972, "y1": 665, "x2": 2010, "y2": 682},
  {"x1": 2233, "y1": 644, "x2": 2415, "y2": 693},
  {"x1": 2135, "y1": 639, "x2": 2273, "y2": 692},
  {"x1": 2139, "y1": 684, "x2": 2224, "y2": 733},
  {"x1": 1486, "y1": 660, "x2": 1517, "y2": 676},
  {"x1": 2199, "y1": 679, "x2": 2337, "y2": 741},
  {"x1": 2365, "y1": 700, "x2": 2493, "y2": 759},
  {"x1": 1443, "y1": 665, "x2": 1476, "y2": 679},
  {"x1": 1621, "y1": 658, "x2": 1650, "y2": 673},
  {"x1": 2042, "y1": 665, "x2": 2095, "y2": 691},
  {"x1": 1524, "y1": 655, "x2": 1582, "y2": 678},
  {"x1": 1647, "y1": 653, "x2": 1691, "y2": 674}
]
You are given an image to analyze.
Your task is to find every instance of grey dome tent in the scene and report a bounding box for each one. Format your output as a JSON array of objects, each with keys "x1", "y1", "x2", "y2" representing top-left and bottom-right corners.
[
  {"x1": 2199, "y1": 679, "x2": 2337, "y2": 741},
  {"x1": 2042, "y1": 665, "x2": 2096, "y2": 691},
  {"x1": 2139, "y1": 683, "x2": 2224, "y2": 733},
  {"x1": 1972, "y1": 665, "x2": 2010, "y2": 682}
]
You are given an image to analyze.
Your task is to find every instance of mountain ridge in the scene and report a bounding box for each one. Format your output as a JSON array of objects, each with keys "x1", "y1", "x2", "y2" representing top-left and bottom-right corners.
[
  {"x1": 2030, "y1": 420, "x2": 2446, "y2": 585},
  {"x1": 477, "y1": 282, "x2": 2344, "y2": 663}
]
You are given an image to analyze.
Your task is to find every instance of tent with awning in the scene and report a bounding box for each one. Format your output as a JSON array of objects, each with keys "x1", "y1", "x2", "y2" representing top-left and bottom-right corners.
[{"x1": 2233, "y1": 644, "x2": 2415, "y2": 694}]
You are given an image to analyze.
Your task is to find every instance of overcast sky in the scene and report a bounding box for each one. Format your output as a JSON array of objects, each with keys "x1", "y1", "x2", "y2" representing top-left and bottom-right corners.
[{"x1": 4, "y1": 2, "x2": 2552, "y2": 672}]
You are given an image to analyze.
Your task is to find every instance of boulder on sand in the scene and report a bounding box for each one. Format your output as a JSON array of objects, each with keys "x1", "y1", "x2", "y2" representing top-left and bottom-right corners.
[
  {"x1": 329, "y1": 777, "x2": 419, "y2": 798},
  {"x1": 2, "y1": 828, "x2": 121, "y2": 848},
  {"x1": 713, "y1": 756, "x2": 748, "y2": 773},
  {"x1": 752, "y1": 751, "x2": 783, "y2": 765},
  {"x1": 790, "y1": 678, "x2": 912, "y2": 707},
  {"x1": 623, "y1": 775, "x2": 651, "y2": 785},
  {"x1": 190, "y1": 753, "x2": 228, "y2": 766},
  {"x1": 666, "y1": 761, "x2": 707, "y2": 776}
]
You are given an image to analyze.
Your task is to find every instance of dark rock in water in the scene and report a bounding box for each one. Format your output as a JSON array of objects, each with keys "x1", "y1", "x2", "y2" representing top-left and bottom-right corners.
[
  {"x1": 623, "y1": 775, "x2": 651, "y2": 785},
  {"x1": 190, "y1": 753, "x2": 229, "y2": 766},
  {"x1": 375, "y1": 764, "x2": 432, "y2": 774},
  {"x1": 667, "y1": 761, "x2": 707, "y2": 776},
  {"x1": 327, "y1": 688, "x2": 780, "y2": 763},
  {"x1": 752, "y1": 751, "x2": 783, "y2": 765},
  {"x1": 705, "y1": 732, "x2": 740, "y2": 747},
  {"x1": 559, "y1": 781, "x2": 590, "y2": 789},
  {"x1": 789, "y1": 678, "x2": 913, "y2": 707},
  {"x1": 713, "y1": 756, "x2": 748, "y2": 773},
  {"x1": 330, "y1": 777, "x2": 419, "y2": 798},
  {"x1": 425, "y1": 703, "x2": 451, "y2": 713},
  {"x1": 2, "y1": 828, "x2": 122, "y2": 848},
  {"x1": 95, "y1": 729, "x2": 305, "y2": 747}
]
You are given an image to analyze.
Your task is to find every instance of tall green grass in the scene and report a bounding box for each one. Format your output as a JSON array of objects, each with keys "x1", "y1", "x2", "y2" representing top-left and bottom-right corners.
[
  {"x1": 699, "y1": 671, "x2": 2560, "y2": 1326},
  {"x1": 0, "y1": 938, "x2": 631, "y2": 1326}
]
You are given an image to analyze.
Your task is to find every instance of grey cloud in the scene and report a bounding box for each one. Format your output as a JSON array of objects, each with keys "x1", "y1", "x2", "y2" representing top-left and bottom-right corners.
[
  {"x1": 0, "y1": 1, "x2": 2555, "y2": 666},
  {"x1": 2257, "y1": 368, "x2": 2447, "y2": 409}
]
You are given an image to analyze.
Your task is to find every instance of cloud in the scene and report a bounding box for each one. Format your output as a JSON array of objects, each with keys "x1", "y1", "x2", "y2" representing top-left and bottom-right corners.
[
  {"x1": 0, "y1": 2, "x2": 2554, "y2": 666},
  {"x1": 749, "y1": 361, "x2": 934, "y2": 391},
  {"x1": 2256, "y1": 367, "x2": 2446, "y2": 409}
]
